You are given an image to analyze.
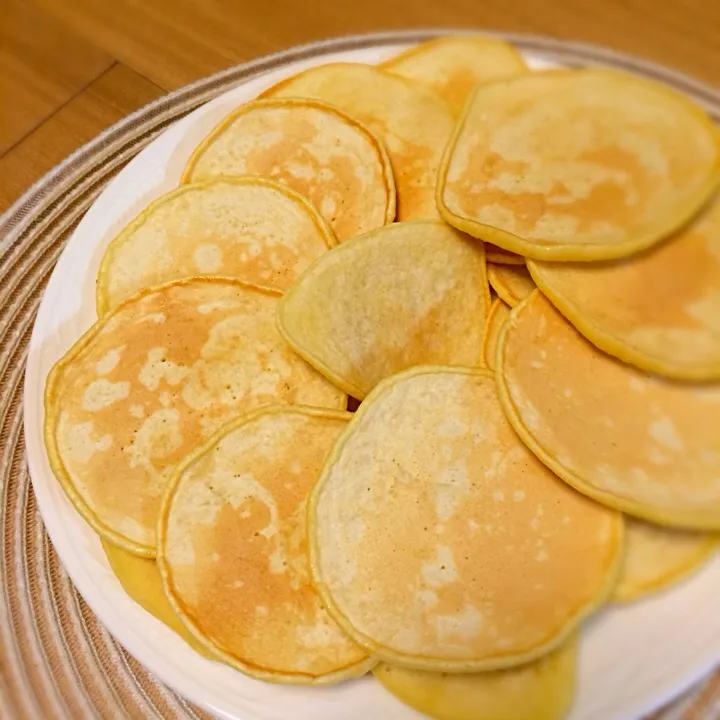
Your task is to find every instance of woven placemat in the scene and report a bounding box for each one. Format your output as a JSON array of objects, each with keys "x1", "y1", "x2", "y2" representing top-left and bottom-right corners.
[{"x1": 1, "y1": 30, "x2": 719, "y2": 720}]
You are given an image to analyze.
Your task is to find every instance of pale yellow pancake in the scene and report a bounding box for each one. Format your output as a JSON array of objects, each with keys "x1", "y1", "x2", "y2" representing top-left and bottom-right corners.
[
  {"x1": 486, "y1": 245, "x2": 525, "y2": 265},
  {"x1": 381, "y1": 35, "x2": 527, "y2": 114},
  {"x1": 182, "y1": 98, "x2": 396, "y2": 241},
  {"x1": 158, "y1": 405, "x2": 374, "y2": 684},
  {"x1": 613, "y1": 518, "x2": 718, "y2": 602},
  {"x1": 309, "y1": 366, "x2": 622, "y2": 672},
  {"x1": 96, "y1": 177, "x2": 335, "y2": 314},
  {"x1": 497, "y1": 291, "x2": 720, "y2": 529},
  {"x1": 45, "y1": 279, "x2": 344, "y2": 557},
  {"x1": 101, "y1": 540, "x2": 211, "y2": 656},
  {"x1": 529, "y1": 192, "x2": 720, "y2": 381},
  {"x1": 374, "y1": 638, "x2": 577, "y2": 720},
  {"x1": 488, "y1": 263, "x2": 536, "y2": 307},
  {"x1": 261, "y1": 62, "x2": 455, "y2": 220},
  {"x1": 438, "y1": 69, "x2": 720, "y2": 261},
  {"x1": 277, "y1": 221, "x2": 489, "y2": 399},
  {"x1": 483, "y1": 299, "x2": 511, "y2": 371}
]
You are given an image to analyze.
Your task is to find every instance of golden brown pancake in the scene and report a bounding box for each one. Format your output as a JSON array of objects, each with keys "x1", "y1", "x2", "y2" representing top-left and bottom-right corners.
[
  {"x1": 45, "y1": 278, "x2": 345, "y2": 557},
  {"x1": 486, "y1": 245, "x2": 525, "y2": 265},
  {"x1": 102, "y1": 540, "x2": 211, "y2": 656},
  {"x1": 613, "y1": 518, "x2": 718, "y2": 602},
  {"x1": 438, "y1": 69, "x2": 720, "y2": 261},
  {"x1": 96, "y1": 177, "x2": 335, "y2": 314},
  {"x1": 487, "y1": 263, "x2": 536, "y2": 307},
  {"x1": 497, "y1": 291, "x2": 720, "y2": 529},
  {"x1": 483, "y1": 299, "x2": 511, "y2": 371},
  {"x1": 381, "y1": 35, "x2": 527, "y2": 115},
  {"x1": 158, "y1": 406, "x2": 374, "y2": 684},
  {"x1": 182, "y1": 98, "x2": 396, "y2": 241},
  {"x1": 373, "y1": 638, "x2": 577, "y2": 720},
  {"x1": 529, "y1": 192, "x2": 720, "y2": 381},
  {"x1": 261, "y1": 62, "x2": 455, "y2": 220},
  {"x1": 277, "y1": 221, "x2": 489, "y2": 399},
  {"x1": 309, "y1": 366, "x2": 621, "y2": 671}
]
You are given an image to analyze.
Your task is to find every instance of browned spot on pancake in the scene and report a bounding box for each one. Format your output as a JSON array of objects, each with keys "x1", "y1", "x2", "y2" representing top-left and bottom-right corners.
[
  {"x1": 529, "y1": 194, "x2": 720, "y2": 376},
  {"x1": 161, "y1": 408, "x2": 368, "y2": 681},
  {"x1": 46, "y1": 280, "x2": 344, "y2": 554}
]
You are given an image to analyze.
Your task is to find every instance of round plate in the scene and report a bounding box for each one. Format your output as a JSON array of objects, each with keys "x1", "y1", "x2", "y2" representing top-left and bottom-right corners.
[{"x1": 6, "y1": 30, "x2": 720, "y2": 720}]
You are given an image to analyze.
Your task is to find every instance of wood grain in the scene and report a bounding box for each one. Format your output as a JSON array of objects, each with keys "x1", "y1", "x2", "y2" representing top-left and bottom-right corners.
[
  {"x1": 33, "y1": 0, "x2": 720, "y2": 90},
  {"x1": 0, "y1": 0, "x2": 113, "y2": 154},
  {"x1": 0, "y1": 64, "x2": 163, "y2": 212}
]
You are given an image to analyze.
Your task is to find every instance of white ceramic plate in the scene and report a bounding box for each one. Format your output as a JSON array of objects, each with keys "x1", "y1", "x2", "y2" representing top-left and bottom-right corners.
[{"x1": 23, "y1": 37, "x2": 720, "y2": 720}]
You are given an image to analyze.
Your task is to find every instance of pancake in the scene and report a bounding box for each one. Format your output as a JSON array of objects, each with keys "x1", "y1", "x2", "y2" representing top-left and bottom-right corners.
[
  {"x1": 45, "y1": 278, "x2": 345, "y2": 556},
  {"x1": 613, "y1": 519, "x2": 718, "y2": 602},
  {"x1": 96, "y1": 177, "x2": 335, "y2": 314},
  {"x1": 529, "y1": 192, "x2": 720, "y2": 380},
  {"x1": 483, "y1": 299, "x2": 511, "y2": 371},
  {"x1": 102, "y1": 539, "x2": 211, "y2": 656},
  {"x1": 438, "y1": 69, "x2": 720, "y2": 261},
  {"x1": 486, "y1": 245, "x2": 525, "y2": 265},
  {"x1": 487, "y1": 263, "x2": 536, "y2": 307},
  {"x1": 381, "y1": 35, "x2": 527, "y2": 115},
  {"x1": 373, "y1": 638, "x2": 577, "y2": 720},
  {"x1": 182, "y1": 98, "x2": 396, "y2": 242},
  {"x1": 261, "y1": 62, "x2": 455, "y2": 221},
  {"x1": 277, "y1": 221, "x2": 489, "y2": 399},
  {"x1": 158, "y1": 405, "x2": 374, "y2": 684},
  {"x1": 497, "y1": 291, "x2": 720, "y2": 529},
  {"x1": 309, "y1": 366, "x2": 621, "y2": 671}
]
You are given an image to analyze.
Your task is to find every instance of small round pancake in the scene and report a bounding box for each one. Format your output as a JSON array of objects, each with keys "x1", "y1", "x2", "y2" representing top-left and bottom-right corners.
[
  {"x1": 261, "y1": 62, "x2": 455, "y2": 221},
  {"x1": 487, "y1": 263, "x2": 536, "y2": 307},
  {"x1": 158, "y1": 405, "x2": 374, "y2": 684},
  {"x1": 373, "y1": 638, "x2": 576, "y2": 720},
  {"x1": 381, "y1": 35, "x2": 527, "y2": 115},
  {"x1": 102, "y1": 540, "x2": 211, "y2": 656},
  {"x1": 277, "y1": 221, "x2": 489, "y2": 399},
  {"x1": 438, "y1": 69, "x2": 720, "y2": 261},
  {"x1": 486, "y1": 244, "x2": 525, "y2": 265},
  {"x1": 45, "y1": 279, "x2": 345, "y2": 556},
  {"x1": 497, "y1": 291, "x2": 720, "y2": 530},
  {"x1": 483, "y1": 299, "x2": 511, "y2": 371},
  {"x1": 613, "y1": 518, "x2": 718, "y2": 602},
  {"x1": 309, "y1": 366, "x2": 621, "y2": 672},
  {"x1": 96, "y1": 177, "x2": 335, "y2": 314},
  {"x1": 182, "y1": 98, "x2": 396, "y2": 242},
  {"x1": 529, "y1": 192, "x2": 720, "y2": 381}
]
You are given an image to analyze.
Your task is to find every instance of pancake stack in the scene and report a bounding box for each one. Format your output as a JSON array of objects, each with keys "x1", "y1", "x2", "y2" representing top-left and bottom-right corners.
[{"x1": 44, "y1": 33, "x2": 720, "y2": 719}]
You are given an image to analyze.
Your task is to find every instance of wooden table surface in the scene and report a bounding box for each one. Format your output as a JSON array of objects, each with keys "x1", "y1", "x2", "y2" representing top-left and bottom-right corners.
[{"x1": 0, "y1": 0, "x2": 718, "y2": 214}]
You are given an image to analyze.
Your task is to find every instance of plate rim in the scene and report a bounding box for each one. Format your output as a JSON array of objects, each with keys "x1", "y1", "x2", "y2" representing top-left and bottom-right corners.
[{"x1": 14, "y1": 28, "x2": 720, "y2": 720}]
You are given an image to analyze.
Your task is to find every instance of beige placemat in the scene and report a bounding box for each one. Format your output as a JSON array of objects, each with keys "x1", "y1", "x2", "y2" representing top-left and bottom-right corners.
[{"x1": 1, "y1": 30, "x2": 719, "y2": 720}]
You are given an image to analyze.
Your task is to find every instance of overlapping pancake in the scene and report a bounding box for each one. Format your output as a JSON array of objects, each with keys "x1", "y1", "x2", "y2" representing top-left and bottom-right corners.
[
  {"x1": 381, "y1": 35, "x2": 527, "y2": 115},
  {"x1": 277, "y1": 221, "x2": 489, "y2": 399},
  {"x1": 45, "y1": 279, "x2": 345, "y2": 556},
  {"x1": 483, "y1": 299, "x2": 511, "y2": 371},
  {"x1": 102, "y1": 540, "x2": 211, "y2": 656},
  {"x1": 96, "y1": 177, "x2": 335, "y2": 314},
  {"x1": 261, "y1": 62, "x2": 455, "y2": 220},
  {"x1": 529, "y1": 193, "x2": 720, "y2": 380},
  {"x1": 486, "y1": 245, "x2": 525, "y2": 265},
  {"x1": 613, "y1": 519, "x2": 718, "y2": 602},
  {"x1": 309, "y1": 366, "x2": 621, "y2": 671},
  {"x1": 182, "y1": 98, "x2": 396, "y2": 242},
  {"x1": 158, "y1": 406, "x2": 374, "y2": 684},
  {"x1": 438, "y1": 69, "x2": 720, "y2": 261},
  {"x1": 487, "y1": 263, "x2": 536, "y2": 307},
  {"x1": 497, "y1": 291, "x2": 720, "y2": 529},
  {"x1": 373, "y1": 638, "x2": 577, "y2": 720}
]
